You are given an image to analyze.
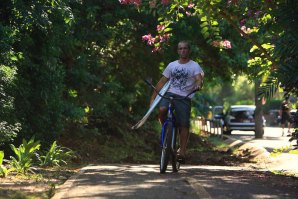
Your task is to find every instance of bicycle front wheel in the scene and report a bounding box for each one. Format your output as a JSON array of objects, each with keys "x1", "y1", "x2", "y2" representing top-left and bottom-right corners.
[
  {"x1": 171, "y1": 128, "x2": 180, "y2": 173},
  {"x1": 160, "y1": 121, "x2": 173, "y2": 174}
]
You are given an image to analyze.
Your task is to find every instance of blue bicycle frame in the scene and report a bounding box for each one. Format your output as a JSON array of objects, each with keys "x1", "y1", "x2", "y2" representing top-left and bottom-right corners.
[{"x1": 161, "y1": 105, "x2": 176, "y2": 148}]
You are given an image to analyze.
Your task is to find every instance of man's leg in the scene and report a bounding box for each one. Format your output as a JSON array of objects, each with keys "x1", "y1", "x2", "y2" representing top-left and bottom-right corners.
[
  {"x1": 287, "y1": 121, "x2": 292, "y2": 135},
  {"x1": 178, "y1": 127, "x2": 189, "y2": 157},
  {"x1": 158, "y1": 107, "x2": 167, "y2": 125},
  {"x1": 281, "y1": 117, "x2": 285, "y2": 136}
]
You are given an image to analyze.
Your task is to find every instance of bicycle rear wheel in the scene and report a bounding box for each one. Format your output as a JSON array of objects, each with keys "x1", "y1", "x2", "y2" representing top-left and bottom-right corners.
[{"x1": 160, "y1": 121, "x2": 173, "y2": 174}]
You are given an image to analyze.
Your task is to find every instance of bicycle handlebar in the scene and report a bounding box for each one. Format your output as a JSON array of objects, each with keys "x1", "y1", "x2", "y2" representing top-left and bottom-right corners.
[{"x1": 144, "y1": 79, "x2": 200, "y2": 101}]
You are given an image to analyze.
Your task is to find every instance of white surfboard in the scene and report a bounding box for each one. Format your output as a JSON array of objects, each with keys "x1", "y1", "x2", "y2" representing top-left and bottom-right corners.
[{"x1": 132, "y1": 81, "x2": 170, "y2": 129}]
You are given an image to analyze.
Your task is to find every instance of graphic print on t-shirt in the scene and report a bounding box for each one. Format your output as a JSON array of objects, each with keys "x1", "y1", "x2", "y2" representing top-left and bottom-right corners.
[{"x1": 171, "y1": 67, "x2": 189, "y2": 91}]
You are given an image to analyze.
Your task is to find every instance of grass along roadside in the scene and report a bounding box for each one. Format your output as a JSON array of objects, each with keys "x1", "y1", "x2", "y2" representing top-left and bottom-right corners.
[{"x1": 0, "y1": 166, "x2": 79, "y2": 199}]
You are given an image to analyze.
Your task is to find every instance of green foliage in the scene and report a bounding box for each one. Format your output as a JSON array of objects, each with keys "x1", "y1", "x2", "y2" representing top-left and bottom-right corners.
[
  {"x1": 0, "y1": 64, "x2": 19, "y2": 145},
  {"x1": 1, "y1": 0, "x2": 296, "y2": 154},
  {"x1": 270, "y1": 146, "x2": 291, "y2": 157},
  {"x1": 125, "y1": 0, "x2": 298, "y2": 103},
  {"x1": 273, "y1": 0, "x2": 298, "y2": 97},
  {"x1": 9, "y1": 138, "x2": 41, "y2": 174},
  {"x1": 38, "y1": 141, "x2": 74, "y2": 167},
  {"x1": 0, "y1": 122, "x2": 21, "y2": 146},
  {"x1": 289, "y1": 150, "x2": 298, "y2": 155},
  {"x1": 258, "y1": 2, "x2": 298, "y2": 98},
  {"x1": 263, "y1": 99, "x2": 282, "y2": 113},
  {"x1": 207, "y1": 136, "x2": 229, "y2": 151},
  {"x1": 0, "y1": 151, "x2": 13, "y2": 177}
]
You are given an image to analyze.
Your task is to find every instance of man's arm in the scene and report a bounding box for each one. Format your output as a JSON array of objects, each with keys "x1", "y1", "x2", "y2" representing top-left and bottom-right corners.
[
  {"x1": 150, "y1": 76, "x2": 169, "y2": 106},
  {"x1": 194, "y1": 73, "x2": 204, "y2": 90}
]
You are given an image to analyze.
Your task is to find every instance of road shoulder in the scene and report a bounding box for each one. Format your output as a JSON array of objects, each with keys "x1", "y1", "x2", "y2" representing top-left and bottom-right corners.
[{"x1": 223, "y1": 135, "x2": 298, "y2": 176}]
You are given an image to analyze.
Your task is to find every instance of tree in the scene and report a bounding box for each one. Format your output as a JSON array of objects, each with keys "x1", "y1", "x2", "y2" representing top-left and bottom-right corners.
[
  {"x1": 0, "y1": 0, "x2": 165, "y2": 147},
  {"x1": 120, "y1": 0, "x2": 298, "y2": 138}
]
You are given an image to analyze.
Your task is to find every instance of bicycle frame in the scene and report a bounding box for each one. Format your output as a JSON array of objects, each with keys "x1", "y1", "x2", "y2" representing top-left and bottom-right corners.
[
  {"x1": 161, "y1": 98, "x2": 176, "y2": 151},
  {"x1": 159, "y1": 96, "x2": 181, "y2": 173}
]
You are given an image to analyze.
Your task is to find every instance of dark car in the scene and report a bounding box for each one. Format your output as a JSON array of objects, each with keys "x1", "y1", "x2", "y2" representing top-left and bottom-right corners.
[
  {"x1": 290, "y1": 109, "x2": 297, "y2": 124},
  {"x1": 223, "y1": 105, "x2": 265, "y2": 135},
  {"x1": 268, "y1": 109, "x2": 281, "y2": 126},
  {"x1": 290, "y1": 109, "x2": 297, "y2": 117}
]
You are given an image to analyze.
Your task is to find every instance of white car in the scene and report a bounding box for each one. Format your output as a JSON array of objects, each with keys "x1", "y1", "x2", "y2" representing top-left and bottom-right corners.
[{"x1": 223, "y1": 105, "x2": 265, "y2": 135}]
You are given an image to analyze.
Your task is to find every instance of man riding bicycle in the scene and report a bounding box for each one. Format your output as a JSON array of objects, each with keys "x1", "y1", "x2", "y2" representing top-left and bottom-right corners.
[{"x1": 150, "y1": 41, "x2": 204, "y2": 162}]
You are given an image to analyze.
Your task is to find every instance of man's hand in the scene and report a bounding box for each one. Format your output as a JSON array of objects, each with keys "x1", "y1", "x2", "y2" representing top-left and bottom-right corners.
[
  {"x1": 194, "y1": 73, "x2": 203, "y2": 90},
  {"x1": 149, "y1": 76, "x2": 169, "y2": 107}
]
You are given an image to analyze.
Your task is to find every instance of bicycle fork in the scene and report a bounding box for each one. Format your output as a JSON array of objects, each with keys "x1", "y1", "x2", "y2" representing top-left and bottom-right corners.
[{"x1": 161, "y1": 106, "x2": 176, "y2": 152}]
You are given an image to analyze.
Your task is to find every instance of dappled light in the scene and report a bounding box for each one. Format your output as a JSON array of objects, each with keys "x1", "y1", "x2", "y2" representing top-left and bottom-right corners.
[{"x1": 52, "y1": 164, "x2": 298, "y2": 199}]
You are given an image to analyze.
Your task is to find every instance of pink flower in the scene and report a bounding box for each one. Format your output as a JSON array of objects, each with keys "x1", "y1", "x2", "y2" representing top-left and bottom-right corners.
[
  {"x1": 186, "y1": 11, "x2": 191, "y2": 16},
  {"x1": 159, "y1": 33, "x2": 171, "y2": 42},
  {"x1": 188, "y1": 3, "x2": 195, "y2": 8},
  {"x1": 152, "y1": 47, "x2": 161, "y2": 52},
  {"x1": 142, "y1": 34, "x2": 156, "y2": 45},
  {"x1": 222, "y1": 40, "x2": 232, "y2": 49},
  {"x1": 159, "y1": 35, "x2": 166, "y2": 43},
  {"x1": 143, "y1": 34, "x2": 156, "y2": 45},
  {"x1": 163, "y1": 33, "x2": 171, "y2": 39},
  {"x1": 157, "y1": 24, "x2": 165, "y2": 32},
  {"x1": 148, "y1": 37, "x2": 156, "y2": 45},
  {"x1": 211, "y1": 40, "x2": 232, "y2": 49},
  {"x1": 142, "y1": 34, "x2": 152, "y2": 41}
]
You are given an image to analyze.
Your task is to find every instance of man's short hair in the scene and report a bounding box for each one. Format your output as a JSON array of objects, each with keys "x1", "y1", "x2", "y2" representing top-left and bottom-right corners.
[{"x1": 178, "y1": 41, "x2": 191, "y2": 50}]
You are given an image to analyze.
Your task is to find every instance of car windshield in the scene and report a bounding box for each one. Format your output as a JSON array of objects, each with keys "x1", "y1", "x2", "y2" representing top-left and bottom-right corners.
[
  {"x1": 214, "y1": 108, "x2": 223, "y2": 115},
  {"x1": 230, "y1": 109, "x2": 254, "y2": 122}
]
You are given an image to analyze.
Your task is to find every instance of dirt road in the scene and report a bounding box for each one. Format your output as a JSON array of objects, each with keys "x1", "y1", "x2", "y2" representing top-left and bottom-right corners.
[{"x1": 52, "y1": 164, "x2": 298, "y2": 199}]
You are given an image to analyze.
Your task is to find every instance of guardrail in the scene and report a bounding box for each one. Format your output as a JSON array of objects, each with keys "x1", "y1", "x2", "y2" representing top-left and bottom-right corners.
[{"x1": 195, "y1": 117, "x2": 223, "y2": 138}]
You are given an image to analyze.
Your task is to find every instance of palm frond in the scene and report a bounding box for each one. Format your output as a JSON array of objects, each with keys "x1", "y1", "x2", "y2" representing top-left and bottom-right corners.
[{"x1": 258, "y1": 77, "x2": 279, "y2": 99}]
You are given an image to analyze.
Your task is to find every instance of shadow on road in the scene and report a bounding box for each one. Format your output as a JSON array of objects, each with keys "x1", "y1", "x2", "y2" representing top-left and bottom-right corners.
[{"x1": 53, "y1": 164, "x2": 298, "y2": 199}]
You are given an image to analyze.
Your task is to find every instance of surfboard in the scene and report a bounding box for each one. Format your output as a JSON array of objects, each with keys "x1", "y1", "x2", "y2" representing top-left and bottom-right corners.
[{"x1": 131, "y1": 81, "x2": 170, "y2": 129}]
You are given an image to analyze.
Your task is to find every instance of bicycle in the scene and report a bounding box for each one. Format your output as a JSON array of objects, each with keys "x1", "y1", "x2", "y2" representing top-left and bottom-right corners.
[{"x1": 145, "y1": 80, "x2": 199, "y2": 173}]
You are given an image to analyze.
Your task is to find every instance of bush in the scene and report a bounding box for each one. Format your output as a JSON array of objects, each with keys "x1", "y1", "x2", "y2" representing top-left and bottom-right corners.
[
  {"x1": 9, "y1": 138, "x2": 40, "y2": 174},
  {"x1": 0, "y1": 122, "x2": 21, "y2": 146},
  {"x1": 38, "y1": 141, "x2": 74, "y2": 167},
  {"x1": 0, "y1": 151, "x2": 13, "y2": 177}
]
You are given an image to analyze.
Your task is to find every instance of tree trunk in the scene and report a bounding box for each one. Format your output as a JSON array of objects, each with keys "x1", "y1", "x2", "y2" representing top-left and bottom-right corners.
[{"x1": 255, "y1": 78, "x2": 264, "y2": 138}]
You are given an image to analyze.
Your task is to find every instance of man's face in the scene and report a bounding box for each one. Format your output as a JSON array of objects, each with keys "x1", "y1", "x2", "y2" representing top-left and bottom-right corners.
[{"x1": 177, "y1": 42, "x2": 190, "y2": 59}]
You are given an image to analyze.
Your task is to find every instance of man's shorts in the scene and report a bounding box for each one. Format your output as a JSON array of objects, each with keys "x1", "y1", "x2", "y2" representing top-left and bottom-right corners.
[
  {"x1": 281, "y1": 112, "x2": 291, "y2": 124},
  {"x1": 159, "y1": 92, "x2": 191, "y2": 128}
]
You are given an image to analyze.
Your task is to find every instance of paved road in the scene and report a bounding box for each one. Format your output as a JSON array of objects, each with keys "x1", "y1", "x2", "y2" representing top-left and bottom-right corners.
[
  {"x1": 52, "y1": 164, "x2": 298, "y2": 199},
  {"x1": 228, "y1": 127, "x2": 295, "y2": 152},
  {"x1": 52, "y1": 127, "x2": 298, "y2": 199}
]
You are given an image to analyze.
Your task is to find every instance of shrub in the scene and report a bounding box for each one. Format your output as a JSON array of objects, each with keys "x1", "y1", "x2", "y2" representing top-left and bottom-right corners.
[
  {"x1": 38, "y1": 141, "x2": 74, "y2": 167},
  {"x1": 0, "y1": 151, "x2": 13, "y2": 177},
  {"x1": 0, "y1": 122, "x2": 21, "y2": 146},
  {"x1": 9, "y1": 138, "x2": 40, "y2": 174}
]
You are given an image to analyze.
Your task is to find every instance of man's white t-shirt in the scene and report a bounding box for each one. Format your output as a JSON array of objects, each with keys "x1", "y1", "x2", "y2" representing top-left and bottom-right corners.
[{"x1": 162, "y1": 60, "x2": 204, "y2": 98}]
